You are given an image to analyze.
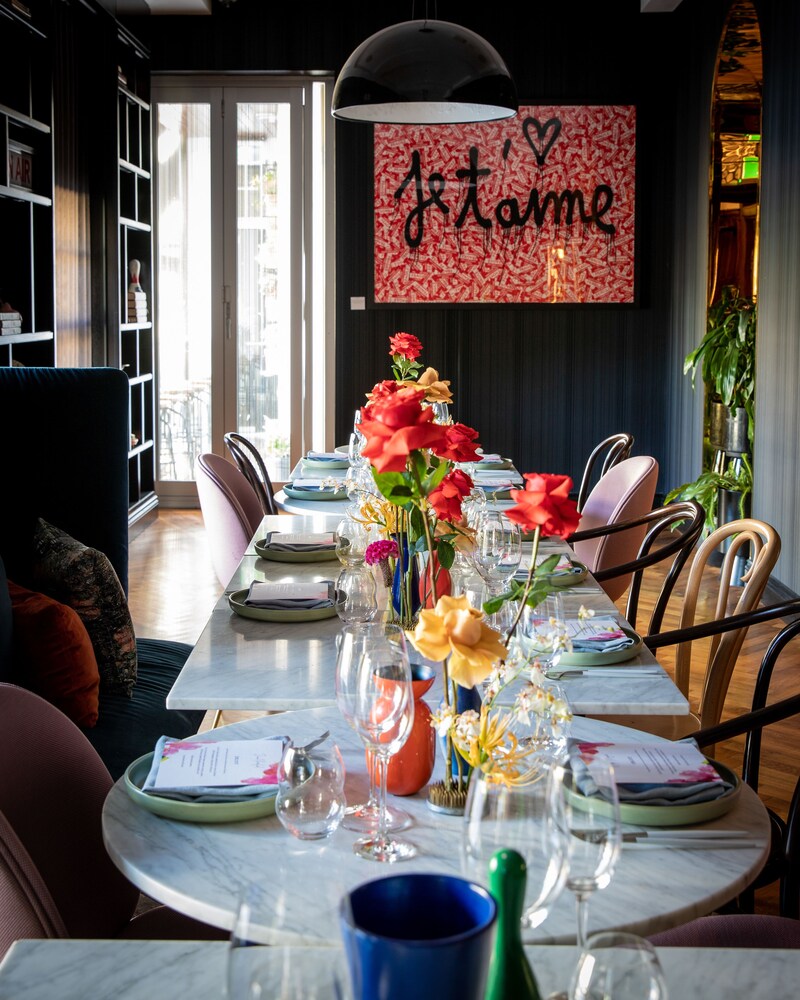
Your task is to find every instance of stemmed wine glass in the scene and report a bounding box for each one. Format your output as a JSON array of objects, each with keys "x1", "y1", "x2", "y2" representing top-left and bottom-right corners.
[
  {"x1": 473, "y1": 510, "x2": 522, "y2": 628},
  {"x1": 462, "y1": 764, "x2": 570, "y2": 930},
  {"x1": 548, "y1": 756, "x2": 622, "y2": 947},
  {"x1": 569, "y1": 931, "x2": 669, "y2": 1000},
  {"x1": 334, "y1": 623, "x2": 416, "y2": 859}
]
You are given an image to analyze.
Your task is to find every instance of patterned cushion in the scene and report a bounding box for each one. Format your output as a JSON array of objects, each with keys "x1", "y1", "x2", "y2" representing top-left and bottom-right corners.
[
  {"x1": 7, "y1": 580, "x2": 101, "y2": 727},
  {"x1": 29, "y1": 519, "x2": 137, "y2": 697}
]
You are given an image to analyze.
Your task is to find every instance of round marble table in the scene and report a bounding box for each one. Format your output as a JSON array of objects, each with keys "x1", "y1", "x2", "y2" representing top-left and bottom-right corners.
[{"x1": 102, "y1": 706, "x2": 770, "y2": 946}]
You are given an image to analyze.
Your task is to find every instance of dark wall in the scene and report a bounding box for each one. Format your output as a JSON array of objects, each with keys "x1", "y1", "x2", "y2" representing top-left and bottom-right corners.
[{"x1": 132, "y1": 0, "x2": 726, "y2": 495}]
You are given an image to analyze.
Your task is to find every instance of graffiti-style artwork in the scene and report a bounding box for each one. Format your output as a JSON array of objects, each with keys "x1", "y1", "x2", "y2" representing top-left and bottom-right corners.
[{"x1": 373, "y1": 106, "x2": 636, "y2": 304}]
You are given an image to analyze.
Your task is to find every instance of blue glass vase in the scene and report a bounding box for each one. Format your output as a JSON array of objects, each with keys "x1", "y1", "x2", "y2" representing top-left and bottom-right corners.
[{"x1": 391, "y1": 534, "x2": 421, "y2": 626}]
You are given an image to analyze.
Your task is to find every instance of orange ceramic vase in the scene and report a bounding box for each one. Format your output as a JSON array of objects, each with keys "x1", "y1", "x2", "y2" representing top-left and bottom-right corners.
[{"x1": 384, "y1": 662, "x2": 437, "y2": 796}]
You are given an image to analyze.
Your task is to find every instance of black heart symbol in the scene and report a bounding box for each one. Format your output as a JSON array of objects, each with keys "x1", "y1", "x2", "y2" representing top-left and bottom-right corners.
[{"x1": 522, "y1": 117, "x2": 562, "y2": 166}]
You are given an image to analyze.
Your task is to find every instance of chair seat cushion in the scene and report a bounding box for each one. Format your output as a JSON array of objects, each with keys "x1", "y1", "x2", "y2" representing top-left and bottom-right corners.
[{"x1": 82, "y1": 638, "x2": 205, "y2": 782}]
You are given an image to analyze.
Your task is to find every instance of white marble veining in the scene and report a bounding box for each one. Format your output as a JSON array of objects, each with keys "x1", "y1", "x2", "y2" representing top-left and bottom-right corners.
[
  {"x1": 167, "y1": 515, "x2": 689, "y2": 717},
  {"x1": 102, "y1": 707, "x2": 769, "y2": 948},
  {"x1": 4, "y1": 936, "x2": 798, "y2": 1000}
]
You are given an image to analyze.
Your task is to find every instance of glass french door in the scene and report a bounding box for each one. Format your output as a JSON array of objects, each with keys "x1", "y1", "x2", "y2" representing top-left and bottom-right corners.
[{"x1": 152, "y1": 77, "x2": 333, "y2": 503}]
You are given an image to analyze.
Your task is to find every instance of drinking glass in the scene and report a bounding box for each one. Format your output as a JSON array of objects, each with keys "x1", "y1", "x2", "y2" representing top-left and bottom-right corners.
[
  {"x1": 275, "y1": 738, "x2": 346, "y2": 841},
  {"x1": 462, "y1": 764, "x2": 570, "y2": 929},
  {"x1": 569, "y1": 931, "x2": 668, "y2": 1000},
  {"x1": 473, "y1": 510, "x2": 522, "y2": 627},
  {"x1": 335, "y1": 566, "x2": 378, "y2": 624},
  {"x1": 334, "y1": 623, "x2": 415, "y2": 850},
  {"x1": 228, "y1": 883, "x2": 350, "y2": 999},
  {"x1": 336, "y1": 516, "x2": 371, "y2": 566},
  {"x1": 548, "y1": 758, "x2": 622, "y2": 947},
  {"x1": 519, "y1": 593, "x2": 570, "y2": 673}
]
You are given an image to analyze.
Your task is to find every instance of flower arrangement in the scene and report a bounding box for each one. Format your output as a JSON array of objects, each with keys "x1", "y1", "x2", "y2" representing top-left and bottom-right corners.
[{"x1": 353, "y1": 333, "x2": 582, "y2": 807}]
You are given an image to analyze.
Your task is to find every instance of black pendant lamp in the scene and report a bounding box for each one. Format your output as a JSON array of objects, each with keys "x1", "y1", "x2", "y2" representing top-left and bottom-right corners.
[{"x1": 331, "y1": 19, "x2": 518, "y2": 124}]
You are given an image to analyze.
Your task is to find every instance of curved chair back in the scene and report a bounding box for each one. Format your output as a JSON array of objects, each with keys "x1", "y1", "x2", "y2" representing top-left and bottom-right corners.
[
  {"x1": 223, "y1": 432, "x2": 279, "y2": 516},
  {"x1": 0, "y1": 682, "x2": 140, "y2": 954},
  {"x1": 570, "y1": 455, "x2": 659, "y2": 601},
  {"x1": 576, "y1": 432, "x2": 635, "y2": 513},
  {"x1": 195, "y1": 453, "x2": 263, "y2": 586}
]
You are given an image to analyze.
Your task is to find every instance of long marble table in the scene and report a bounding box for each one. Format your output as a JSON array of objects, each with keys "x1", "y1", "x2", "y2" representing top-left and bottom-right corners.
[
  {"x1": 166, "y1": 513, "x2": 689, "y2": 717},
  {"x1": 3, "y1": 938, "x2": 798, "y2": 1000},
  {"x1": 102, "y1": 706, "x2": 769, "y2": 947},
  {"x1": 4, "y1": 938, "x2": 798, "y2": 1000}
]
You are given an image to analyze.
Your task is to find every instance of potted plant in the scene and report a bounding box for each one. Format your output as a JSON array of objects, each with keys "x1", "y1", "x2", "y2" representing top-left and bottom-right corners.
[{"x1": 666, "y1": 285, "x2": 756, "y2": 535}]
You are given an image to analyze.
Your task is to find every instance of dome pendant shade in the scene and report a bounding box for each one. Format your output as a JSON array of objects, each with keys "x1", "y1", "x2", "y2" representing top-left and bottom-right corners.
[{"x1": 331, "y1": 20, "x2": 518, "y2": 124}]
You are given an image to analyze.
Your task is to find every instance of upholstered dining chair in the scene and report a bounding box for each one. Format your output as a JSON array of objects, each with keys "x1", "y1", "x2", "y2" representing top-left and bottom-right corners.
[
  {"x1": 0, "y1": 682, "x2": 227, "y2": 960},
  {"x1": 576, "y1": 432, "x2": 635, "y2": 513},
  {"x1": 224, "y1": 431, "x2": 279, "y2": 517},
  {"x1": 648, "y1": 913, "x2": 800, "y2": 947},
  {"x1": 569, "y1": 455, "x2": 660, "y2": 602},
  {"x1": 599, "y1": 518, "x2": 782, "y2": 742},
  {"x1": 195, "y1": 453, "x2": 264, "y2": 587}
]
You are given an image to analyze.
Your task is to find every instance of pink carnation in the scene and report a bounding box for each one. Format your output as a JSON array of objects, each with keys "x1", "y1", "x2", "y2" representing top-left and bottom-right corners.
[{"x1": 365, "y1": 539, "x2": 399, "y2": 565}]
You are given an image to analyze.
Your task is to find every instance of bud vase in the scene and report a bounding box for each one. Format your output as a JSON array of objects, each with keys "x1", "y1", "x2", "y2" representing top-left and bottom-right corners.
[
  {"x1": 391, "y1": 534, "x2": 421, "y2": 626},
  {"x1": 385, "y1": 663, "x2": 437, "y2": 796}
]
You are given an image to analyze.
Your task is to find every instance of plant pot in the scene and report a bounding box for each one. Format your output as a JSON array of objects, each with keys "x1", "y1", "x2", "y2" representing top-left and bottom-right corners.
[{"x1": 709, "y1": 402, "x2": 748, "y2": 456}]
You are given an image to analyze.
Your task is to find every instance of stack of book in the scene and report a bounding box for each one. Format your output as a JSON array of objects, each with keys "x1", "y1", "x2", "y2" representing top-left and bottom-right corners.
[
  {"x1": 127, "y1": 289, "x2": 148, "y2": 324},
  {"x1": 0, "y1": 310, "x2": 23, "y2": 336}
]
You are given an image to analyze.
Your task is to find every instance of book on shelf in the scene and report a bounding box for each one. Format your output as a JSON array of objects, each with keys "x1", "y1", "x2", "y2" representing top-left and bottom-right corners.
[
  {"x1": 0, "y1": 309, "x2": 23, "y2": 323},
  {"x1": 128, "y1": 290, "x2": 147, "y2": 302}
]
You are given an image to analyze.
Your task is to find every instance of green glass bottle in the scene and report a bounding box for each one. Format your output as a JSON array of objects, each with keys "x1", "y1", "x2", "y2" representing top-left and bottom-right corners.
[{"x1": 485, "y1": 848, "x2": 542, "y2": 1000}]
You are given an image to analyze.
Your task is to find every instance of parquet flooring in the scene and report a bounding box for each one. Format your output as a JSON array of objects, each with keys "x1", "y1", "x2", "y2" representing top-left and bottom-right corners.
[{"x1": 128, "y1": 509, "x2": 800, "y2": 916}]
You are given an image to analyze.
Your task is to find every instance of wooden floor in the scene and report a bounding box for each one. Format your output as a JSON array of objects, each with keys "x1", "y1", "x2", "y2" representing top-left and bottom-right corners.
[{"x1": 128, "y1": 508, "x2": 800, "y2": 916}]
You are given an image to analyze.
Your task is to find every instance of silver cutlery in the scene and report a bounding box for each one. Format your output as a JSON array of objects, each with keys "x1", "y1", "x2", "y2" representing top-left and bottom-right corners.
[
  {"x1": 622, "y1": 839, "x2": 760, "y2": 850},
  {"x1": 546, "y1": 668, "x2": 662, "y2": 680},
  {"x1": 624, "y1": 830, "x2": 750, "y2": 841}
]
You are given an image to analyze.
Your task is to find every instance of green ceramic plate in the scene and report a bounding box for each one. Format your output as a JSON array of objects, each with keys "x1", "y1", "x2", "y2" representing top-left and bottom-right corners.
[
  {"x1": 123, "y1": 753, "x2": 278, "y2": 824},
  {"x1": 228, "y1": 587, "x2": 338, "y2": 623},
  {"x1": 558, "y1": 627, "x2": 644, "y2": 666},
  {"x1": 569, "y1": 760, "x2": 742, "y2": 828},
  {"x1": 474, "y1": 458, "x2": 515, "y2": 471},
  {"x1": 284, "y1": 486, "x2": 348, "y2": 502},
  {"x1": 543, "y1": 560, "x2": 590, "y2": 587},
  {"x1": 254, "y1": 536, "x2": 338, "y2": 563},
  {"x1": 301, "y1": 457, "x2": 349, "y2": 471}
]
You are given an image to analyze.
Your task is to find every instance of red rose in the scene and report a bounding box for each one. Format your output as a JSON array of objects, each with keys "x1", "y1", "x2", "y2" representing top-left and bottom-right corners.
[
  {"x1": 505, "y1": 473, "x2": 581, "y2": 538},
  {"x1": 389, "y1": 332, "x2": 423, "y2": 361},
  {"x1": 432, "y1": 422, "x2": 481, "y2": 463},
  {"x1": 367, "y1": 379, "x2": 403, "y2": 402},
  {"x1": 428, "y1": 468, "x2": 473, "y2": 522},
  {"x1": 360, "y1": 387, "x2": 448, "y2": 473}
]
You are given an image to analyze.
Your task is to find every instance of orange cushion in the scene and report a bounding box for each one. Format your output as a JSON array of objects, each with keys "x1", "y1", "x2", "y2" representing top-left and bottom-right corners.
[{"x1": 8, "y1": 580, "x2": 101, "y2": 728}]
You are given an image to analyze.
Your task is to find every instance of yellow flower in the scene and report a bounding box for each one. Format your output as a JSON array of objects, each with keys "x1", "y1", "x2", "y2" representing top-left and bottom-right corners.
[
  {"x1": 398, "y1": 367, "x2": 453, "y2": 404},
  {"x1": 406, "y1": 594, "x2": 507, "y2": 687}
]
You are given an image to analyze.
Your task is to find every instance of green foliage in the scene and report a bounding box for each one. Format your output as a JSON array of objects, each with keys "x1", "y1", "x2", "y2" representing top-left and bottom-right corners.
[
  {"x1": 665, "y1": 456, "x2": 753, "y2": 536},
  {"x1": 482, "y1": 553, "x2": 561, "y2": 616}
]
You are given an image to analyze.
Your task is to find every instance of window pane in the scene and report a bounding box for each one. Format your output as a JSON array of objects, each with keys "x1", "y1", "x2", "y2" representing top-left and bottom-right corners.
[
  {"x1": 236, "y1": 102, "x2": 291, "y2": 481},
  {"x1": 156, "y1": 103, "x2": 212, "y2": 482}
]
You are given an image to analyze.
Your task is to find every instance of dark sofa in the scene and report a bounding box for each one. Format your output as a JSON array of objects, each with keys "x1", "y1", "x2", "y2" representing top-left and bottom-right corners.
[{"x1": 0, "y1": 367, "x2": 204, "y2": 779}]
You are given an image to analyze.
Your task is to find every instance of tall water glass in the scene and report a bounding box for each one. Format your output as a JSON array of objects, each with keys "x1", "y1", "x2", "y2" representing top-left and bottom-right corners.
[
  {"x1": 548, "y1": 758, "x2": 622, "y2": 947},
  {"x1": 569, "y1": 931, "x2": 668, "y2": 1000}
]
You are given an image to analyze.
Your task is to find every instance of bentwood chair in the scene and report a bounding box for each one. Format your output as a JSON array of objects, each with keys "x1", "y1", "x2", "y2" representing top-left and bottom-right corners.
[
  {"x1": 224, "y1": 431, "x2": 279, "y2": 517},
  {"x1": 569, "y1": 455, "x2": 660, "y2": 602},
  {"x1": 195, "y1": 453, "x2": 263, "y2": 587},
  {"x1": 599, "y1": 518, "x2": 782, "y2": 742},
  {"x1": 576, "y1": 432, "x2": 635, "y2": 512},
  {"x1": 0, "y1": 682, "x2": 227, "y2": 960}
]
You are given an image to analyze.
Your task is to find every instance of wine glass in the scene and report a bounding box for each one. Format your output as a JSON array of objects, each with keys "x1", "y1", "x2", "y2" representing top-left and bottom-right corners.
[
  {"x1": 548, "y1": 757, "x2": 622, "y2": 948},
  {"x1": 473, "y1": 510, "x2": 522, "y2": 627},
  {"x1": 569, "y1": 931, "x2": 668, "y2": 1000},
  {"x1": 462, "y1": 764, "x2": 570, "y2": 930},
  {"x1": 336, "y1": 622, "x2": 415, "y2": 862},
  {"x1": 334, "y1": 623, "x2": 413, "y2": 841}
]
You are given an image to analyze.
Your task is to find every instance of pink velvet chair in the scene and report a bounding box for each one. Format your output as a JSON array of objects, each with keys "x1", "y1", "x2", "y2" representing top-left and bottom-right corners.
[
  {"x1": 648, "y1": 913, "x2": 800, "y2": 948},
  {"x1": 195, "y1": 453, "x2": 264, "y2": 586},
  {"x1": 569, "y1": 455, "x2": 660, "y2": 602},
  {"x1": 0, "y1": 682, "x2": 226, "y2": 959}
]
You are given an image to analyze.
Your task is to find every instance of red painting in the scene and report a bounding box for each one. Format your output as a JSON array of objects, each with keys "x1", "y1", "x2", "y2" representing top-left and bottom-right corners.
[{"x1": 373, "y1": 105, "x2": 636, "y2": 304}]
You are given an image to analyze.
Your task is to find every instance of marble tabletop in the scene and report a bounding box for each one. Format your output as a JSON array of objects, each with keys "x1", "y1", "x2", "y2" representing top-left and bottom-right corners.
[
  {"x1": 166, "y1": 514, "x2": 689, "y2": 717},
  {"x1": 102, "y1": 706, "x2": 769, "y2": 947},
  {"x1": 3, "y1": 938, "x2": 798, "y2": 1000}
]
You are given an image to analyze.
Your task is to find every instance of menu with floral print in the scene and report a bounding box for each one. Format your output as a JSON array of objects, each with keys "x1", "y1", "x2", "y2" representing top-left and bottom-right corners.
[
  {"x1": 149, "y1": 737, "x2": 284, "y2": 790},
  {"x1": 574, "y1": 741, "x2": 724, "y2": 786}
]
